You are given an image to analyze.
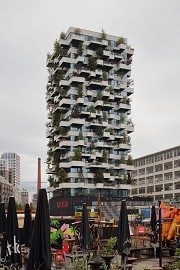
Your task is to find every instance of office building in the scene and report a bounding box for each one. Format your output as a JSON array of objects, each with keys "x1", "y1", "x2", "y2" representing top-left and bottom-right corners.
[
  {"x1": 46, "y1": 27, "x2": 134, "y2": 205},
  {"x1": 131, "y1": 146, "x2": 180, "y2": 201}
]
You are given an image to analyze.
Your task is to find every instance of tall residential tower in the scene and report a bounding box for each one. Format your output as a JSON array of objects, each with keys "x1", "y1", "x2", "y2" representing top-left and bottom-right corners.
[{"x1": 46, "y1": 27, "x2": 134, "y2": 204}]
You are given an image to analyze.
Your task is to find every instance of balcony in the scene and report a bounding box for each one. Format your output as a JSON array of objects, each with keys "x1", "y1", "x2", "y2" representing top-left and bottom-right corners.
[
  {"x1": 59, "y1": 98, "x2": 76, "y2": 107},
  {"x1": 94, "y1": 100, "x2": 104, "y2": 108}
]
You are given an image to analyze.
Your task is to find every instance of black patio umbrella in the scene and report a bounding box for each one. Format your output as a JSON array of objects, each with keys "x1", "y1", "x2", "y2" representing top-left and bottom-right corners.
[
  {"x1": 79, "y1": 203, "x2": 90, "y2": 253},
  {"x1": 28, "y1": 189, "x2": 51, "y2": 270},
  {"x1": 0, "y1": 202, "x2": 6, "y2": 235},
  {"x1": 150, "y1": 205, "x2": 158, "y2": 259},
  {"x1": 116, "y1": 200, "x2": 131, "y2": 265},
  {"x1": 23, "y1": 203, "x2": 32, "y2": 247},
  {"x1": 1, "y1": 197, "x2": 22, "y2": 268}
]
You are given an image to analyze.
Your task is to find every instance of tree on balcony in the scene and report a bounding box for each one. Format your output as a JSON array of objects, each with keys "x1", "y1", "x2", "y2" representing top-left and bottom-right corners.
[
  {"x1": 60, "y1": 31, "x2": 66, "y2": 40},
  {"x1": 56, "y1": 167, "x2": 68, "y2": 184},
  {"x1": 74, "y1": 28, "x2": 81, "y2": 35},
  {"x1": 77, "y1": 42, "x2": 83, "y2": 56},
  {"x1": 88, "y1": 56, "x2": 97, "y2": 71},
  {"x1": 77, "y1": 131, "x2": 83, "y2": 140},
  {"x1": 72, "y1": 147, "x2": 82, "y2": 161},
  {"x1": 94, "y1": 168, "x2": 104, "y2": 184},
  {"x1": 96, "y1": 47, "x2": 103, "y2": 58},
  {"x1": 101, "y1": 29, "x2": 107, "y2": 40},
  {"x1": 90, "y1": 105, "x2": 96, "y2": 113},
  {"x1": 77, "y1": 84, "x2": 83, "y2": 97},
  {"x1": 117, "y1": 36, "x2": 125, "y2": 45},
  {"x1": 103, "y1": 112, "x2": 107, "y2": 122},
  {"x1": 59, "y1": 126, "x2": 68, "y2": 136},
  {"x1": 96, "y1": 90, "x2": 103, "y2": 101},
  {"x1": 119, "y1": 114, "x2": 125, "y2": 123},
  {"x1": 52, "y1": 111, "x2": 61, "y2": 127},
  {"x1": 109, "y1": 168, "x2": 115, "y2": 176},
  {"x1": 102, "y1": 149, "x2": 108, "y2": 163},
  {"x1": 71, "y1": 105, "x2": 81, "y2": 118},
  {"x1": 95, "y1": 126, "x2": 103, "y2": 137},
  {"x1": 127, "y1": 155, "x2": 133, "y2": 165},
  {"x1": 119, "y1": 154, "x2": 126, "y2": 164},
  {"x1": 102, "y1": 71, "x2": 108, "y2": 81}
]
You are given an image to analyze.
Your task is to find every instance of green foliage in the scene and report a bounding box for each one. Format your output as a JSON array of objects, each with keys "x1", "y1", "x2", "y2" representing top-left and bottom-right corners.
[
  {"x1": 77, "y1": 131, "x2": 83, "y2": 140},
  {"x1": 50, "y1": 229, "x2": 64, "y2": 245},
  {"x1": 88, "y1": 56, "x2": 97, "y2": 71},
  {"x1": 119, "y1": 154, "x2": 126, "y2": 164},
  {"x1": 101, "y1": 28, "x2": 107, "y2": 40},
  {"x1": 74, "y1": 28, "x2": 81, "y2": 35},
  {"x1": 118, "y1": 36, "x2": 125, "y2": 45},
  {"x1": 77, "y1": 42, "x2": 83, "y2": 56},
  {"x1": 94, "y1": 168, "x2": 104, "y2": 183},
  {"x1": 54, "y1": 39, "x2": 62, "y2": 57},
  {"x1": 102, "y1": 71, "x2": 108, "y2": 81},
  {"x1": 90, "y1": 105, "x2": 96, "y2": 113},
  {"x1": 109, "y1": 168, "x2": 115, "y2": 176},
  {"x1": 101, "y1": 237, "x2": 117, "y2": 255},
  {"x1": 127, "y1": 155, "x2": 133, "y2": 165},
  {"x1": 71, "y1": 104, "x2": 81, "y2": 118},
  {"x1": 47, "y1": 52, "x2": 51, "y2": 60},
  {"x1": 102, "y1": 149, "x2": 108, "y2": 163},
  {"x1": 95, "y1": 126, "x2": 104, "y2": 137},
  {"x1": 72, "y1": 147, "x2": 82, "y2": 161},
  {"x1": 77, "y1": 84, "x2": 83, "y2": 97},
  {"x1": 60, "y1": 31, "x2": 66, "y2": 39},
  {"x1": 103, "y1": 112, "x2": 107, "y2": 121},
  {"x1": 96, "y1": 47, "x2": 104, "y2": 58}
]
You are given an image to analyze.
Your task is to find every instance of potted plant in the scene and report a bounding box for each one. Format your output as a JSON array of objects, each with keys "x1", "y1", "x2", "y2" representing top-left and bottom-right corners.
[{"x1": 101, "y1": 237, "x2": 117, "y2": 269}]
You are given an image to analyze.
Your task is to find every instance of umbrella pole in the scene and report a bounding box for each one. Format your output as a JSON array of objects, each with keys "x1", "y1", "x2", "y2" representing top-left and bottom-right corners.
[{"x1": 97, "y1": 191, "x2": 101, "y2": 254}]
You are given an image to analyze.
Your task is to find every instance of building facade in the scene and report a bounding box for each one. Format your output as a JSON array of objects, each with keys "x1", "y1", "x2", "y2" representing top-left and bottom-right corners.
[
  {"x1": 0, "y1": 175, "x2": 13, "y2": 204},
  {"x1": 46, "y1": 27, "x2": 134, "y2": 200},
  {"x1": 131, "y1": 146, "x2": 180, "y2": 201},
  {"x1": 21, "y1": 188, "x2": 29, "y2": 206},
  {"x1": 1, "y1": 152, "x2": 21, "y2": 202}
]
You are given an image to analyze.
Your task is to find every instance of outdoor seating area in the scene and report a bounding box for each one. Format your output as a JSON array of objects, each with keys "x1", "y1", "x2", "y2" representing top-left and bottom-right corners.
[{"x1": 0, "y1": 192, "x2": 179, "y2": 270}]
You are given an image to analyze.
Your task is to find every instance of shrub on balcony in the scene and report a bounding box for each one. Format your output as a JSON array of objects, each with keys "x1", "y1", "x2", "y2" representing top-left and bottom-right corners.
[
  {"x1": 118, "y1": 36, "x2": 125, "y2": 44},
  {"x1": 101, "y1": 29, "x2": 107, "y2": 40},
  {"x1": 103, "y1": 112, "x2": 107, "y2": 122},
  {"x1": 119, "y1": 154, "x2": 126, "y2": 164},
  {"x1": 127, "y1": 155, "x2": 133, "y2": 165},
  {"x1": 90, "y1": 105, "x2": 96, "y2": 113},
  {"x1": 60, "y1": 31, "x2": 66, "y2": 39},
  {"x1": 102, "y1": 71, "x2": 108, "y2": 81},
  {"x1": 77, "y1": 42, "x2": 83, "y2": 56},
  {"x1": 77, "y1": 84, "x2": 83, "y2": 97},
  {"x1": 102, "y1": 149, "x2": 108, "y2": 163},
  {"x1": 74, "y1": 28, "x2": 81, "y2": 35},
  {"x1": 88, "y1": 56, "x2": 97, "y2": 71},
  {"x1": 109, "y1": 168, "x2": 115, "y2": 176},
  {"x1": 72, "y1": 147, "x2": 82, "y2": 161},
  {"x1": 94, "y1": 169, "x2": 104, "y2": 184},
  {"x1": 95, "y1": 126, "x2": 104, "y2": 137},
  {"x1": 77, "y1": 131, "x2": 83, "y2": 140},
  {"x1": 96, "y1": 47, "x2": 103, "y2": 58}
]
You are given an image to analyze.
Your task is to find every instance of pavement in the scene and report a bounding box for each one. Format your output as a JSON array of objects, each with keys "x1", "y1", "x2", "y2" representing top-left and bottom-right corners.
[{"x1": 132, "y1": 254, "x2": 174, "y2": 269}]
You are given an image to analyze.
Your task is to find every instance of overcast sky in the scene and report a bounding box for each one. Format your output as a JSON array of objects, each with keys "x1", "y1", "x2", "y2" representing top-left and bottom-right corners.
[{"x1": 0, "y1": 0, "x2": 180, "y2": 193}]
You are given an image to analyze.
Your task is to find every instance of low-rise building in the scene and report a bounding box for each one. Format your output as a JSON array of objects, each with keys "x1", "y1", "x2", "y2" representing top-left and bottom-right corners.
[{"x1": 131, "y1": 146, "x2": 180, "y2": 201}]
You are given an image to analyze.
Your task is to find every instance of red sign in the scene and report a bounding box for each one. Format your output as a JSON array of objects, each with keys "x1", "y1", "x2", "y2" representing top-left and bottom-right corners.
[{"x1": 57, "y1": 201, "x2": 68, "y2": 208}]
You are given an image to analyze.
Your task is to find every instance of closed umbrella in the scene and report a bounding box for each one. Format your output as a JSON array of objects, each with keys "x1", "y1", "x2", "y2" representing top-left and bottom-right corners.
[
  {"x1": 79, "y1": 203, "x2": 90, "y2": 254},
  {"x1": 1, "y1": 197, "x2": 22, "y2": 268},
  {"x1": 23, "y1": 203, "x2": 32, "y2": 247},
  {"x1": 150, "y1": 205, "x2": 158, "y2": 259},
  {"x1": 0, "y1": 202, "x2": 6, "y2": 259},
  {"x1": 116, "y1": 200, "x2": 131, "y2": 266},
  {"x1": 28, "y1": 189, "x2": 51, "y2": 270},
  {"x1": 0, "y1": 202, "x2": 6, "y2": 234}
]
